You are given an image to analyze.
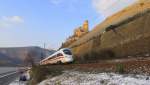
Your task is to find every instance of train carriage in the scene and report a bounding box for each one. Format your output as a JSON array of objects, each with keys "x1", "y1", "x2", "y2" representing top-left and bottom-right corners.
[{"x1": 40, "y1": 48, "x2": 73, "y2": 65}]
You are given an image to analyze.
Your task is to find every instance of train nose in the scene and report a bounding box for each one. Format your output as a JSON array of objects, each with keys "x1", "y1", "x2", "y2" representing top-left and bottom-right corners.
[{"x1": 67, "y1": 56, "x2": 74, "y2": 61}]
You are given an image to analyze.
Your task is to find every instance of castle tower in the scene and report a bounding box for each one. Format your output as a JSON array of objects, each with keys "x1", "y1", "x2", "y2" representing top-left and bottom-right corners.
[{"x1": 83, "y1": 20, "x2": 89, "y2": 33}]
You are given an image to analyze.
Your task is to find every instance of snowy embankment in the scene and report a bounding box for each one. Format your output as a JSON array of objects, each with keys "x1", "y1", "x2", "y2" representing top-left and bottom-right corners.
[
  {"x1": 9, "y1": 71, "x2": 30, "y2": 85},
  {"x1": 38, "y1": 71, "x2": 150, "y2": 85}
]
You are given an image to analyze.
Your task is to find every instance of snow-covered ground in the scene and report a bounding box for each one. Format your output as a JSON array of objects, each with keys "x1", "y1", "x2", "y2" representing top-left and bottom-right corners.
[
  {"x1": 9, "y1": 71, "x2": 30, "y2": 85},
  {"x1": 9, "y1": 79, "x2": 27, "y2": 85},
  {"x1": 38, "y1": 71, "x2": 150, "y2": 85}
]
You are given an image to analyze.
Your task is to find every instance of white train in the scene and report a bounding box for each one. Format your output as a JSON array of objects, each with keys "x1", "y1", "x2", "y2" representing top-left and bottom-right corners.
[{"x1": 40, "y1": 48, "x2": 73, "y2": 65}]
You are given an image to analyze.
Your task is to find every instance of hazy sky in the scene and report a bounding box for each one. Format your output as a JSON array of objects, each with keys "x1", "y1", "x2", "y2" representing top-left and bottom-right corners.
[{"x1": 0, "y1": 0, "x2": 137, "y2": 49}]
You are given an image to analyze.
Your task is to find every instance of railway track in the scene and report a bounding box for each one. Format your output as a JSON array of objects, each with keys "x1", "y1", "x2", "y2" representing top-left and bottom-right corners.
[
  {"x1": 0, "y1": 67, "x2": 27, "y2": 85},
  {"x1": 43, "y1": 57, "x2": 150, "y2": 75},
  {"x1": 0, "y1": 71, "x2": 20, "y2": 85}
]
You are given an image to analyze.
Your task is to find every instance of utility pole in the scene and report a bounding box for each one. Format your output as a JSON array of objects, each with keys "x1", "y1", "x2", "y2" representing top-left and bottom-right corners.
[
  {"x1": 44, "y1": 43, "x2": 46, "y2": 49},
  {"x1": 41, "y1": 43, "x2": 46, "y2": 60}
]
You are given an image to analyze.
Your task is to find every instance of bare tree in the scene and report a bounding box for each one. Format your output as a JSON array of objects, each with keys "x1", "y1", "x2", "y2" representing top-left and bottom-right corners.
[
  {"x1": 24, "y1": 50, "x2": 36, "y2": 67},
  {"x1": 40, "y1": 52, "x2": 44, "y2": 60}
]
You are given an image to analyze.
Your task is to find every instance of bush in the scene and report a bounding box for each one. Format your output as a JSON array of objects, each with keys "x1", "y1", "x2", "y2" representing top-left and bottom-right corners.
[
  {"x1": 29, "y1": 65, "x2": 63, "y2": 84},
  {"x1": 76, "y1": 49, "x2": 116, "y2": 63},
  {"x1": 30, "y1": 66, "x2": 48, "y2": 84},
  {"x1": 72, "y1": 55, "x2": 80, "y2": 64},
  {"x1": 116, "y1": 63, "x2": 124, "y2": 74},
  {"x1": 87, "y1": 49, "x2": 115, "y2": 60},
  {"x1": 99, "y1": 50, "x2": 115, "y2": 59}
]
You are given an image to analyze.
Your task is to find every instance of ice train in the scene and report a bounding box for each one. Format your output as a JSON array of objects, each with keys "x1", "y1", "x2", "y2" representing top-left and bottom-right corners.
[{"x1": 40, "y1": 48, "x2": 73, "y2": 65}]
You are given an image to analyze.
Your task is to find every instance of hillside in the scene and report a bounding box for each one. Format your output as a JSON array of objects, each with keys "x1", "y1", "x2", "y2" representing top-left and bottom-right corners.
[
  {"x1": 0, "y1": 46, "x2": 55, "y2": 66},
  {"x1": 69, "y1": 0, "x2": 150, "y2": 48},
  {"x1": 66, "y1": 1, "x2": 150, "y2": 60}
]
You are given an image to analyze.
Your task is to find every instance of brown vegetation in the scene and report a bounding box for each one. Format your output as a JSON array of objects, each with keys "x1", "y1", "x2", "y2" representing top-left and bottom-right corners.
[
  {"x1": 29, "y1": 65, "x2": 64, "y2": 85},
  {"x1": 65, "y1": 1, "x2": 150, "y2": 62}
]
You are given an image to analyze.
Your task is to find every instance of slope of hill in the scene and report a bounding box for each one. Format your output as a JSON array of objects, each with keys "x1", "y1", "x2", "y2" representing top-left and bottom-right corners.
[
  {"x1": 69, "y1": 0, "x2": 150, "y2": 48},
  {"x1": 67, "y1": 1, "x2": 150, "y2": 60},
  {"x1": 0, "y1": 46, "x2": 55, "y2": 66}
]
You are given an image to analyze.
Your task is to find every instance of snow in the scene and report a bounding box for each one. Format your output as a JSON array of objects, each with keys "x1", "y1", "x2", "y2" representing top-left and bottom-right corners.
[
  {"x1": 38, "y1": 71, "x2": 150, "y2": 85},
  {"x1": 9, "y1": 79, "x2": 27, "y2": 85},
  {"x1": 9, "y1": 72, "x2": 30, "y2": 85}
]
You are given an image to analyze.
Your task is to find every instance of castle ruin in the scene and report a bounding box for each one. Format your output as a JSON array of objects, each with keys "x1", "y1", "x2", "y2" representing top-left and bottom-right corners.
[{"x1": 62, "y1": 20, "x2": 89, "y2": 47}]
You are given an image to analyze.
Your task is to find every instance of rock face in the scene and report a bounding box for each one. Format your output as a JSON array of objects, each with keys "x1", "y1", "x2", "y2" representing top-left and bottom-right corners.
[
  {"x1": 0, "y1": 46, "x2": 55, "y2": 66},
  {"x1": 67, "y1": 1, "x2": 150, "y2": 59}
]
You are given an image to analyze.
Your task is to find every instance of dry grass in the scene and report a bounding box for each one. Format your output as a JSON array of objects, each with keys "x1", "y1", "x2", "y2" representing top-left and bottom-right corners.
[
  {"x1": 70, "y1": 7, "x2": 150, "y2": 60},
  {"x1": 29, "y1": 65, "x2": 63, "y2": 85},
  {"x1": 69, "y1": 1, "x2": 150, "y2": 48}
]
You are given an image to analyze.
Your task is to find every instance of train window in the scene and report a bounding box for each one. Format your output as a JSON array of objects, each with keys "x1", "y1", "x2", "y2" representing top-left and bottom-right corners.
[
  {"x1": 63, "y1": 49, "x2": 72, "y2": 55},
  {"x1": 57, "y1": 53, "x2": 63, "y2": 57},
  {"x1": 53, "y1": 55, "x2": 57, "y2": 58},
  {"x1": 49, "y1": 55, "x2": 57, "y2": 59}
]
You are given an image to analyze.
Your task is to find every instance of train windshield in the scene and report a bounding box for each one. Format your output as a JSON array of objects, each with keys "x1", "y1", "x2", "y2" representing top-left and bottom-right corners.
[{"x1": 63, "y1": 49, "x2": 72, "y2": 55}]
